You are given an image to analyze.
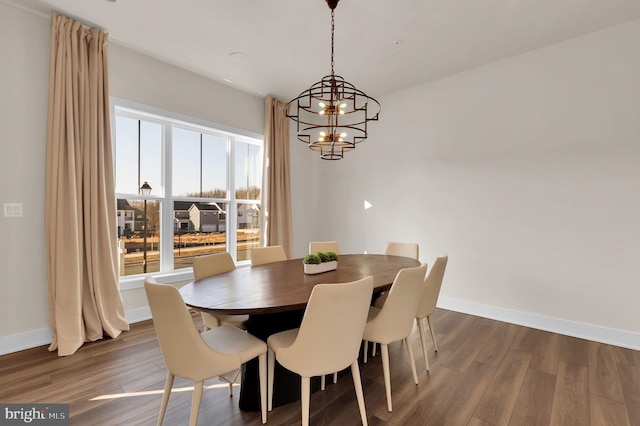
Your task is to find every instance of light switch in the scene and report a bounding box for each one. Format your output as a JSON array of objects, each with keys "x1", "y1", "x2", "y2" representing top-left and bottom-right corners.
[{"x1": 4, "y1": 203, "x2": 23, "y2": 217}]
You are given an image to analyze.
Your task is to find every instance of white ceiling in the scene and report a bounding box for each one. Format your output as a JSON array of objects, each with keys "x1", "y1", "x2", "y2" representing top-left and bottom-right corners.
[{"x1": 7, "y1": 0, "x2": 640, "y2": 101}]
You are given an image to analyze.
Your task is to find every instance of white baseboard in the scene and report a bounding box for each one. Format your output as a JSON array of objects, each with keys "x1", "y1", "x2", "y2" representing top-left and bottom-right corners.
[
  {"x1": 2, "y1": 298, "x2": 638, "y2": 355},
  {"x1": 0, "y1": 328, "x2": 53, "y2": 356},
  {"x1": 125, "y1": 306, "x2": 152, "y2": 324},
  {"x1": 0, "y1": 306, "x2": 153, "y2": 356},
  {"x1": 438, "y1": 296, "x2": 640, "y2": 351}
]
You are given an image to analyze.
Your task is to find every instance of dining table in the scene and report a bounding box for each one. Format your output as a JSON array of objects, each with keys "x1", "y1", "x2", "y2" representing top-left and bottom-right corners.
[{"x1": 179, "y1": 253, "x2": 422, "y2": 411}]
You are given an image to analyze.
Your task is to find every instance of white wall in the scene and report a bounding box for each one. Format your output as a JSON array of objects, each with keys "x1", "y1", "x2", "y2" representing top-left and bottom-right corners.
[
  {"x1": 109, "y1": 44, "x2": 264, "y2": 136},
  {"x1": 0, "y1": 3, "x2": 264, "y2": 354},
  {"x1": 0, "y1": 3, "x2": 51, "y2": 352},
  {"x1": 291, "y1": 19, "x2": 640, "y2": 349}
]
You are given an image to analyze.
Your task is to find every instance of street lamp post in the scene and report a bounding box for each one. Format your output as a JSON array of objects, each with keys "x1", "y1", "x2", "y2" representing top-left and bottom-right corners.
[{"x1": 140, "y1": 181, "x2": 152, "y2": 273}]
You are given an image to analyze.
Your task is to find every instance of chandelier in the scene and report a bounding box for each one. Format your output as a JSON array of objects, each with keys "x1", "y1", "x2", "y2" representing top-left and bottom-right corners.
[{"x1": 286, "y1": 0, "x2": 380, "y2": 160}]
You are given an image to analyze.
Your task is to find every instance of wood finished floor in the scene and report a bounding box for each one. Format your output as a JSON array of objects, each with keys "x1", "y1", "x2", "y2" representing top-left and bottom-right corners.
[{"x1": 1, "y1": 309, "x2": 639, "y2": 425}]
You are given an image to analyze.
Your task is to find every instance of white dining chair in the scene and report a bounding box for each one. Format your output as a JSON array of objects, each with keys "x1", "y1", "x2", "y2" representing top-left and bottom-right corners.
[
  {"x1": 308, "y1": 240, "x2": 342, "y2": 385},
  {"x1": 373, "y1": 254, "x2": 448, "y2": 371},
  {"x1": 384, "y1": 242, "x2": 419, "y2": 260},
  {"x1": 251, "y1": 245, "x2": 287, "y2": 266},
  {"x1": 192, "y1": 252, "x2": 249, "y2": 332},
  {"x1": 362, "y1": 263, "x2": 427, "y2": 412},
  {"x1": 144, "y1": 277, "x2": 267, "y2": 425},
  {"x1": 369, "y1": 241, "x2": 420, "y2": 357},
  {"x1": 267, "y1": 276, "x2": 373, "y2": 426},
  {"x1": 309, "y1": 241, "x2": 340, "y2": 255},
  {"x1": 192, "y1": 252, "x2": 249, "y2": 396},
  {"x1": 414, "y1": 254, "x2": 448, "y2": 371}
]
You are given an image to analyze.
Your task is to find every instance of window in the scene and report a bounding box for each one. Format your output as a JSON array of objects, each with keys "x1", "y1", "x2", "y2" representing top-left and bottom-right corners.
[{"x1": 113, "y1": 101, "x2": 262, "y2": 282}]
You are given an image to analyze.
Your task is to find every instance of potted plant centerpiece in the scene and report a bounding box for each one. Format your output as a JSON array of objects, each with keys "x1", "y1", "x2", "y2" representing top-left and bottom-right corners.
[{"x1": 303, "y1": 251, "x2": 338, "y2": 274}]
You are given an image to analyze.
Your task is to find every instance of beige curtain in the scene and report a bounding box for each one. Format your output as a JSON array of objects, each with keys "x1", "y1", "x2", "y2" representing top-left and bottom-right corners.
[
  {"x1": 45, "y1": 13, "x2": 129, "y2": 356},
  {"x1": 261, "y1": 95, "x2": 293, "y2": 258}
]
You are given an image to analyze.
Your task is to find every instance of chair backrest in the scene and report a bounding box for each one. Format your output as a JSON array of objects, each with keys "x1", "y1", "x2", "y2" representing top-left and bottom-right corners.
[
  {"x1": 385, "y1": 242, "x2": 419, "y2": 260},
  {"x1": 192, "y1": 252, "x2": 236, "y2": 280},
  {"x1": 276, "y1": 276, "x2": 374, "y2": 376},
  {"x1": 309, "y1": 241, "x2": 340, "y2": 255},
  {"x1": 369, "y1": 263, "x2": 427, "y2": 342},
  {"x1": 251, "y1": 245, "x2": 287, "y2": 266},
  {"x1": 416, "y1": 254, "x2": 448, "y2": 318},
  {"x1": 144, "y1": 277, "x2": 240, "y2": 380}
]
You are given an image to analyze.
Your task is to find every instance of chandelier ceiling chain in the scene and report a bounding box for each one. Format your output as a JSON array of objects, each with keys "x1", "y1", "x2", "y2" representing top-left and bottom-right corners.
[
  {"x1": 286, "y1": 0, "x2": 381, "y2": 160},
  {"x1": 330, "y1": 8, "x2": 335, "y2": 76}
]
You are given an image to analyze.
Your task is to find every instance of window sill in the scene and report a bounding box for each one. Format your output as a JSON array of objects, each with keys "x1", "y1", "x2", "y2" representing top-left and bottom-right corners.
[
  {"x1": 119, "y1": 269, "x2": 194, "y2": 291},
  {"x1": 118, "y1": 261, "x2": 251, "y2": 291}
]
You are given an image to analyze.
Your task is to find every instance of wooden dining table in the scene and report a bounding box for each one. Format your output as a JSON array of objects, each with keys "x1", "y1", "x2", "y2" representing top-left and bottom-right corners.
[{"x1": 179, "y1": 253, "x2": 422, "y2": 411}]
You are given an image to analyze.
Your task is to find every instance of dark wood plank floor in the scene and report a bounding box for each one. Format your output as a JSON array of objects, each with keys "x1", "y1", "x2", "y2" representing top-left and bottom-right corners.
[{"x1": 1, "y1": 309, "x2": 639, "y2": 425}]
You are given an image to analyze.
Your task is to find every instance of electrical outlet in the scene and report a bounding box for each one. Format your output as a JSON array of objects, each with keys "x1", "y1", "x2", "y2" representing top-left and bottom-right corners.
[{"x1": 4, "y1": 203, "x2": 23, "y2": 217}]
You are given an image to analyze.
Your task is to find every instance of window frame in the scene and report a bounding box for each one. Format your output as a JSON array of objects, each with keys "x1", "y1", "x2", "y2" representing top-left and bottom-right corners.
[{"x1": 111, "y1": 97, "x2": 263, "y2": 290}]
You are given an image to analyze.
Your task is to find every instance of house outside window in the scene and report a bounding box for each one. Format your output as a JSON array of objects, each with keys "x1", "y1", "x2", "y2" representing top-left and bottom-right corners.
[{"x1": 113, "y1": 100, "x2": 262, "y2": 280}]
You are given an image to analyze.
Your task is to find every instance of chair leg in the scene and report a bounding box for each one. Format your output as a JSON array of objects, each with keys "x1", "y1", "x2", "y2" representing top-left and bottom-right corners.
[
  {"x1": 372, "y1": 342, "x2": 377, "y2": 356},
  {"x1": 427, "y1": 315, "x2": 438, "y2": 351},
  {"x1": 350, "y1": 361, "x2": 368, "y2": 426},
  {"x1": 201, "y1": 312, "x2": 220, "y2": 332},
  {"x1": 301, "y1": 376, "x2": 311, "y2": 426},
  {"x1": 201, "y1": 312, "x2": 210, "y2": 332},
  {"x1": 417, "y1": 318, "x2": 430, "y2": 371},
  {"x1": 321, "y1": 371, "x2": 338, "y2": 390},
  {"x1": 258, "y1": 353, "x2": 267, "y2": 424},
  {"x1": 267, "y1": 347, "x2": 275, "y2": 411},
  {"x1": 404, "y1": 337, "x2": 419, "y2": 385},
  {"x1": 189, "y1": 381, "x2": 204, "y2": 426},
  {"x1": 157, "y1": 372, "x2": 174, "y2": 426},
  {"x1": 380, "y1": 344, "x2": 393, "y2": 412},
  {"x1": 228, "y1": 381, "x2": 233, "y2": 396},
  {"x1": 363, "y1": 340, "x2": 369, "y2": 363}
]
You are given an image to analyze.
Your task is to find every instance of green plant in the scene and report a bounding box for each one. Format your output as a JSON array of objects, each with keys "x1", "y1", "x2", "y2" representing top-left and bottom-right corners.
[
  {"x1": 303, "y1": 254, "x2": 322, "y2": 265},
  {"x1": 317, "y1": 251, "x2": 330, "y2": 262},
  {"x1": 303, "y1": 252, "x2": 338, "y2": 265}
]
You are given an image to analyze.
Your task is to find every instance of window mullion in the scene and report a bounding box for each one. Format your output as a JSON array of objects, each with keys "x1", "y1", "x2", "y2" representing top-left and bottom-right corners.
[
  {"x1": 160, "y1": 122, "x2": 173, "y2": 272},
  {"x1": 227, "y1": 136, "x2": 237, "y2": 261},
  {"x1": 137, "y1": 120, "x2": 142, "y2": 191}
]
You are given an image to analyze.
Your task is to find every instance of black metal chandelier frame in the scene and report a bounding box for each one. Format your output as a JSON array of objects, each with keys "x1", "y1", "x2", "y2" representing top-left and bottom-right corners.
[{"x1": 286, "y1": 0, "x2": 380, "y2": 160}]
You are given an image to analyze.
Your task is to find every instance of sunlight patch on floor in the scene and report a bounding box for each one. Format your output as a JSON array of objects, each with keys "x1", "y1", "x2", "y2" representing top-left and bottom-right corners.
[{"x1": 89, "y1": 383, "x2": 237, "y2": 401}]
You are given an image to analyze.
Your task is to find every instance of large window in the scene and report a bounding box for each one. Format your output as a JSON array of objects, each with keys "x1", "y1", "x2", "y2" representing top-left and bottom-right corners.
[{"x1": 113, "y1": 102, "x2": 262, "y2": 280}]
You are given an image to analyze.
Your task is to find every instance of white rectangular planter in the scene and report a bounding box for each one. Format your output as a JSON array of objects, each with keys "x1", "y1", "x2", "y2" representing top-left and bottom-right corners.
[{"x1": 303, "y1": 261, "x2": 337, "y2": 275}]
